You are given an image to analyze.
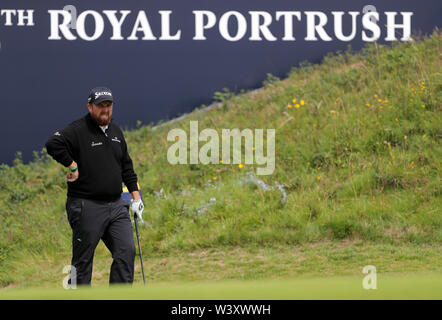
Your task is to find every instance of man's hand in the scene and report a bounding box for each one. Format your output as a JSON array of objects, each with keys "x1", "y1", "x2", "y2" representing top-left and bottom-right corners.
[
  {"x1": 131, "y1": 199, "x2": 144, "y2": 222},
  {"x1": 66, "y1": 170, "x2": 79, "y2": 182},
  {"x1": 67, "y1": 161, "x2": 79, "y2": 182}
]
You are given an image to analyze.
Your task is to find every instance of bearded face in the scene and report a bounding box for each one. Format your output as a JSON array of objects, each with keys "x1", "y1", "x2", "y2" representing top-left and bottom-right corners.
[{"x1": 88, "y1": 101, "x2": 113, "y2": 126}]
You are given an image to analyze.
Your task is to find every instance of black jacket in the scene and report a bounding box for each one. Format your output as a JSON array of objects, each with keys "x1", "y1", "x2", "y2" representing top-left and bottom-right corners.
[{"x1": 45, "y1": 113, "x2": 138, "y2": 201}]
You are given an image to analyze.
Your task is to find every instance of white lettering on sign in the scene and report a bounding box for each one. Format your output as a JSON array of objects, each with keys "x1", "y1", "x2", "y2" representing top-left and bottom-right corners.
[
  {"x1": 0, "y1": 7, "x2": 413, "y2": 43},
  {"x1": 1, "y1": 9, "x2": 34, "y2": 26}
]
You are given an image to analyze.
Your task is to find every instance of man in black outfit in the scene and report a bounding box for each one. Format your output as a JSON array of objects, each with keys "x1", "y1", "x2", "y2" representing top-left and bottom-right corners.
[{"x1": 46, "y1": 86, "x2": 144, "y2": 285}]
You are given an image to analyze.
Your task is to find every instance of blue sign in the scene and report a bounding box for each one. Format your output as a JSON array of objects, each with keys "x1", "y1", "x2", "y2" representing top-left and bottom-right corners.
[{"x1": 0, "y1": 0, "x2": 440, "y2": 164}]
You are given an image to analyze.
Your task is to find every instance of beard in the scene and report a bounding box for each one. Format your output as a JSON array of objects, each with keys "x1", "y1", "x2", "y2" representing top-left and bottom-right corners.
[{"x1": 92, "y1": 112, "x2": 112, "y2": 126}]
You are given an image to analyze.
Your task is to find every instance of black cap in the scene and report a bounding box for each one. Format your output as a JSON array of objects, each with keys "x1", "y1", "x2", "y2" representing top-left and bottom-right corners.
[{"x1": 88, "y1": 87, "x2": 113, "y2": 105}]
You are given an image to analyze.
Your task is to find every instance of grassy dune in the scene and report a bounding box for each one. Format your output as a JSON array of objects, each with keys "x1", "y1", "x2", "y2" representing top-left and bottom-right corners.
[{"x1": 0, "y1": 31, "x2": 441, "y2": 291}]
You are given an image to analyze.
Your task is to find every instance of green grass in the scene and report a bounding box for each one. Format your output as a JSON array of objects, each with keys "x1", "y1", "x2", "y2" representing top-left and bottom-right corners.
[
  {"x1": 2, "y1": 242, "x2": 441, "y2": 289},
  {"x1": 1, "y1": 273, "x2": 441, "y2": 300},
  {"x1": 0, "y1": 30, "x2": 441, "y2": 291}
]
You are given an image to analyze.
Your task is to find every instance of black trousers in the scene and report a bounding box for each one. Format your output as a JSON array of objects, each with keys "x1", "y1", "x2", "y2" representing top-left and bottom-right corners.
[{"x1": 65, "y1": 197, "x2": 136, "y2": 285}]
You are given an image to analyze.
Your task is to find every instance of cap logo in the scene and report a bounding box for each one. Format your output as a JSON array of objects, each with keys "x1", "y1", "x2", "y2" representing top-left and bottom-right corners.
[{"x1": 94, "y1": 91, "x2": 112, "y2": 100}]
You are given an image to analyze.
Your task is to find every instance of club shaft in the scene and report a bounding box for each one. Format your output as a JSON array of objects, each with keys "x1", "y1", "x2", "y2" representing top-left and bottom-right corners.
[{"x1": 134, "y1": 216, "x2": 146, "y2": 285}]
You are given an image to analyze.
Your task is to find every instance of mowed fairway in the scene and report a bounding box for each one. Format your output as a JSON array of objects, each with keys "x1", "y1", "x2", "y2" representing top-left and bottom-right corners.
[{"x1": 1, "y1": 273, "x2": 441, "y2": 300}]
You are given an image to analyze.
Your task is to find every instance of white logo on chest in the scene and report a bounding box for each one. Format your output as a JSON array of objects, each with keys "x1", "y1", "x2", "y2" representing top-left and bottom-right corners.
[{"x1": 91, "y1": 141, "x2": 103, "y2": 147}]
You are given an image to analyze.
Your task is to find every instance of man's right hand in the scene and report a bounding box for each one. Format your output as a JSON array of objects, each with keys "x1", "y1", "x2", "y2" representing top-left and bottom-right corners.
[
  {"x1": 67, "y1": 170, "x2": 79, "y2": 182},
  {"x1": 67, "y1": 161, "x2": 79, "y2": 182}
]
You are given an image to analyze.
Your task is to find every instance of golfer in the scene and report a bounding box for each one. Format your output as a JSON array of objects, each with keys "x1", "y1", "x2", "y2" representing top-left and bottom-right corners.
[{"x1": 45, "y1": 86, "x2": 144, "y2": 285}]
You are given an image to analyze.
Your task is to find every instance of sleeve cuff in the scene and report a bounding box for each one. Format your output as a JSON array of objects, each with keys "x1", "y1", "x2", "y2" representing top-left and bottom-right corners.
[
  {"x1": 127, "y1": 182, "x2": 139, "y2": 194},
  {"x1": 61, "y1": 156, "x2": 74, "y2": 168}
]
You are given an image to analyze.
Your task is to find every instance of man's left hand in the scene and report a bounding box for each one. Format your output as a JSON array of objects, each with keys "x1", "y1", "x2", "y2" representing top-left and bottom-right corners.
[{"x1": 131, "y1": 199, "x2": 144, "y2": 222}]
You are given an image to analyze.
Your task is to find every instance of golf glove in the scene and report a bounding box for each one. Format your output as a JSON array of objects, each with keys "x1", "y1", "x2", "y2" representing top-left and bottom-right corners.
[{"x1": 131, "y1": 199, "x2": 144, "y2": 222}]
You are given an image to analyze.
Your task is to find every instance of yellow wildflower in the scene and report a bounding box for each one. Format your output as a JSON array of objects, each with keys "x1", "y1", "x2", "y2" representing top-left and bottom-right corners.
[
  {"x1": 238, "y1": 164, "x2": 244, "y2": 169},
  {"x1": 300, "y1": 100, "x2": 305, "y2": 106}
]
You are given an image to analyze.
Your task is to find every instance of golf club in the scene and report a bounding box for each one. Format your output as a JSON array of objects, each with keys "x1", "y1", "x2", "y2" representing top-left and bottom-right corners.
[{"x1": 133, "y1": 212, "x2": 146, "y2": 285}]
